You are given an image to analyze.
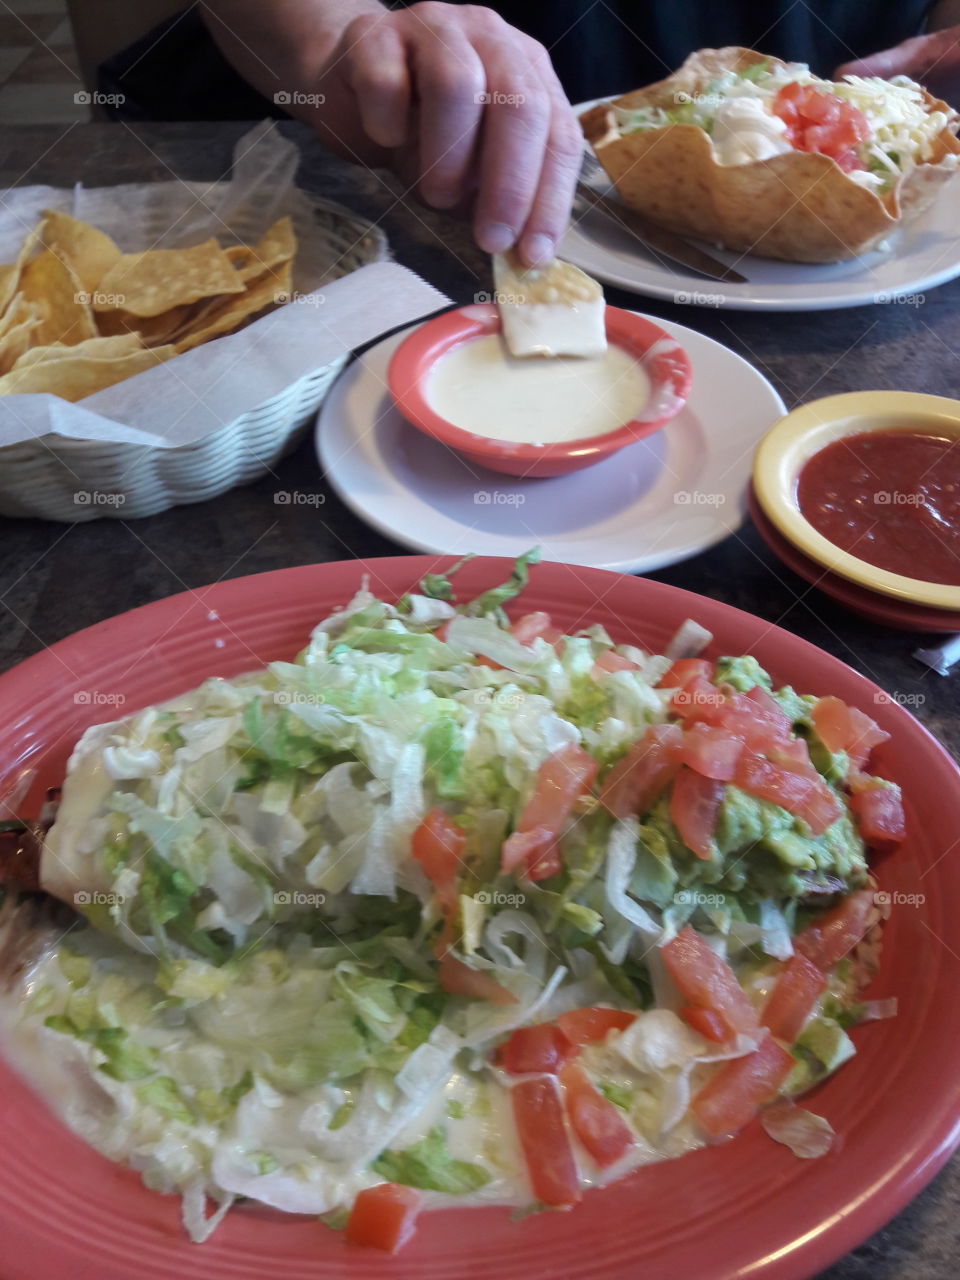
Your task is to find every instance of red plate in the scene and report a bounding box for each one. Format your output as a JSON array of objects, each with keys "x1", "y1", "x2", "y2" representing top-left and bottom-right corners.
[
  {"x1": 749, "y1": 486, "x2": 960, "y2": 633},
  {"x1": 1, "y1": 557, "x2": 959, "y2": 1280}
]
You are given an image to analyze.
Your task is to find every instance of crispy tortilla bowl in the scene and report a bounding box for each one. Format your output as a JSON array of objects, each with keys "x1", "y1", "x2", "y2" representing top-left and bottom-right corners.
[{"x1": 579, "y1": 47, "x2": 960, "y2": 263}]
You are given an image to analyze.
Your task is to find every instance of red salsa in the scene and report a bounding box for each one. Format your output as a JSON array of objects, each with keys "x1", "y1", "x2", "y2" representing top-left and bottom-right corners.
[{"x1": 796, "y1": 430, "x2": 960, "y2": 586}]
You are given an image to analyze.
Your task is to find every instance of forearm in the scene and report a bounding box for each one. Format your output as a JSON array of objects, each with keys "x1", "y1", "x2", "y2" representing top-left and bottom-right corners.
[
  {"x1": 928, "y1": 1, "x2": 960, "y2": 30},
  {"x1": 199, "y1": 0, "x2": 389, "y2": 161}
]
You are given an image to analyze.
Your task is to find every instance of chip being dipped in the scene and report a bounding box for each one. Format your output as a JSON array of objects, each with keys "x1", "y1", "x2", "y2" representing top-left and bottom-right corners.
[{"x1": 492, "y1": 250, "x2": 607, "y2": 358}]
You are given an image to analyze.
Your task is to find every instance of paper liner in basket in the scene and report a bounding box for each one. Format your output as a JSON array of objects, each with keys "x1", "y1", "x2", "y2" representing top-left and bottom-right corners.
[{"x1": 580, "y1": 47, "x2": 960, "y2": 263}]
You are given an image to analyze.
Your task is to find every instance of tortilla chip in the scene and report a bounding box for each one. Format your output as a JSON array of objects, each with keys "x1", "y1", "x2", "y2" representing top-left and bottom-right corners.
[
  {"x1": 173, "y1": 260, "x2": 292, "y2": 354},
  {"x1": 19, "y1": 248, "x2": 97, "y2": 346},
  {"x1": 39, "y1": 209, "x2": 122, "y2": 294},
  {"x1": 0, "y1": 223, "x2": 43, "y2": 318},
  {"x1": 95, "y1": 239, "x2": 245, "y2": 317},
  {"x1": 0, "y1": 343, "x2": 175, "y2": 401},
  {"x1": 225, "y1": 245, "x2": 255, "y2": 269},
  {"x1": 14, "y1": 333, "x2": 143, "y2": 367},
  {"x1": 0, "y1": 295, "x2": 42, "y2": 374},
  {"x1": 238, "y1": 216, "x2": 297, "y2": 281},
  {"x1": 580, "y1": 47, "x2": 960, "y2": 262},
  {"x1": 96, "y1": 304, "x2": 194, "y2": 346}
]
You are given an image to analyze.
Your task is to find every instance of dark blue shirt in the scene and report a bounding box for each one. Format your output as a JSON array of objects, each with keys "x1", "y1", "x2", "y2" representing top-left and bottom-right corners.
[{"x1": 102, "y1": 2, "x2": 934, "y2": 122}]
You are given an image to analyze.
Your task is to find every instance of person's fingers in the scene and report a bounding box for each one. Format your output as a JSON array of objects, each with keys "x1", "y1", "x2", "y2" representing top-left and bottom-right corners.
[
  {"x1": 341, "y1": 16, "x2": 411, "y2": 150},
  {"x1": 836, "y1": 33, "x2": 941, "y2": 81},
  {"x1": 515, "y1": 103, "x2": 583, "y2": 265},
  {"x1": 470, "y1": 40, "x2": 552, "y2": 253},
  {"x1": 411, "y1": 26, "x2": 487, "y2": 209}
]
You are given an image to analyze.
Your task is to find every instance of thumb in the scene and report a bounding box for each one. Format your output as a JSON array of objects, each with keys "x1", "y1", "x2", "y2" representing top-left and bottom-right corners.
[{"x1": 835, "y1": 34, "x2": 930, "y2": 81}]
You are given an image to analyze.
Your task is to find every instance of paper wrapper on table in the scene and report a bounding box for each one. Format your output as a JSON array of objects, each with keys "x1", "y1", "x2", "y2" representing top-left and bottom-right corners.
[
  {"x1": 0, "y1": 123, "x2": 448, "y2": 521},
  {"x1": 580, "y1": 47, "x2": 960, "y2": 263}
]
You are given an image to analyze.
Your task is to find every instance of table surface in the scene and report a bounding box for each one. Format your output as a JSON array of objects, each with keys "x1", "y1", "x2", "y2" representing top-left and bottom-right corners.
[{"x1": 1, "y1": 120, "x2": 959, "y2": 1280}]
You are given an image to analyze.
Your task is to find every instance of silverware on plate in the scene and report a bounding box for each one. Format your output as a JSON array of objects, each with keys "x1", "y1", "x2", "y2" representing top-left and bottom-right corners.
[
  {"x1": 574, "y1": 182, "x2": 749, "y2": 285},
  {"x1": 573, "y1": 150, "x2": 748, "y2": 285}
]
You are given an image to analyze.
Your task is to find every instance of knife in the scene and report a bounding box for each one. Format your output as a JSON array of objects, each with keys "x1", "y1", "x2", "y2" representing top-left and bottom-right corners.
[{"x1": 574, "y1": 181, "x2": 748, "y2": 285}]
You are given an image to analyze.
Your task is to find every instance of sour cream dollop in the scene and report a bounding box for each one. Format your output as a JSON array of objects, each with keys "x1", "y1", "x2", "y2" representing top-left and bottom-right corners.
[{"x1": 711, "y1": 97, "x2": 792, "y2": 166}]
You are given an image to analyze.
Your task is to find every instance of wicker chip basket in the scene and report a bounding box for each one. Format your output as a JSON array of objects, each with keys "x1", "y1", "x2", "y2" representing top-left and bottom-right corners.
[{"x1": 0, "y1": 196, "x2": 388, "y2": 522}]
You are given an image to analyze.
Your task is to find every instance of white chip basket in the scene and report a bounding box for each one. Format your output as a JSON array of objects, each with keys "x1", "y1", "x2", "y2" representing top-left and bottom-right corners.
[{"x1": 0, "y1": 195, "x2": 388, "y2": 522}]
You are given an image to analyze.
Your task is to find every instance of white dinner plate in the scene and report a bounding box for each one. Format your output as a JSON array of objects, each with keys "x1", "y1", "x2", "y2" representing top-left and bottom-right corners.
[
  {"x1": 561, "y1": 98, "x2": 960, "y2": 312},
  {"x1": 315, "y1": 314, "x2": 786, "y2": 573}
]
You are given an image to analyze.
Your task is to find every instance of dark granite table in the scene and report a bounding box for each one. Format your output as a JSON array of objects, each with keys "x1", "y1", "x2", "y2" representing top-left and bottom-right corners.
[{"x1": 1, "y1": 121, "x2": 959, "y2": 1279}]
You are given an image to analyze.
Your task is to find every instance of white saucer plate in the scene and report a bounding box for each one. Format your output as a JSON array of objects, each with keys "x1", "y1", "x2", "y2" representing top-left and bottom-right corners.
[
  {"x1": 315, "y1": 314, "x2": 786, "y2": 573},
  {"x1": 562, "y1": 98, "x2": 960, "y2": 312}
]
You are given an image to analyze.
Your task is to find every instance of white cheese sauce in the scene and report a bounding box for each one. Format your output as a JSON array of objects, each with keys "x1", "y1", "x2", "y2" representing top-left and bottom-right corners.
[{"x1": 426, "y1": 334, "x2": 651, "y2": 446}]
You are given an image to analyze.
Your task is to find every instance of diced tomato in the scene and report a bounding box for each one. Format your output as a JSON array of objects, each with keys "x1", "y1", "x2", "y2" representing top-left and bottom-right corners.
[
  {"x1": 761, "y1": 953, "x2": 828, "y2": 1043},
  {"x1": 743, "y1": 686, "x2": 793, "y2": 739},
  {"x1": 734, "y1": 753, "x2": 840, "y2": 834},
  {"x1": 849, "y1": 785, "x2": 905, "y2": 850},
  {"x1": 671, "y1": 676, "x2": 729, "y2": 724},
  {"x1": 510, "y1": 611, "x2": 561, "y2": 647},
  {"x1": 555, "y1": 1006, "x2": 637, "y2": 1046},
  {"x1": 691, "y1": 1034, "x2": 795, "y2": 1140},
  {"x1": 511, "y1": 1076, "x2": 582, "y2": 1206},
  {"x1": 661, "y1": 926, "x2": 759, "y2": 1040},
  {"x1": 811, "y1": 696, "x2": 889, "y2": 768},
  {"x1": 768, "y1": 737, "x2": 818, "y2": 779},
  {"x1": 658, "y1": 658, "x2": 714, "y2": 688},
  {"x1": 678, "y1": 723, "x2": 744, "y2": 782},
  {"x1": 499, "y1": 1024, "x2": 576, "y2": 1075},
  {"x1": 516, "y1": 743, "x2": 598, "y2": 832},
  {"x1": 345, "y1": 1183, "x2": 422, "y2": 1253},
  {"x1": 845, "y1": 707, "x2": 890, "y2": 768},
  {"x1": 594, "y1": 649, "x2": 641, "y2": 673},
  {"x1": 772, "y1": 84, "x2": 868, "y2": 169},
  {"x1": 669, "y1": 767, "x2": 725, "y2": 859},
  {"x1": 502, "y1": 744, "x2": 597, "y2": 880},
  {"x1": 439, "y1": 954, "x2": 517, "y2": 1005},
  {"x1": 559, "y1": 1062, "x2": 634, "y2": 1168},
  {"x1": 411, "y1": 807, "x2": 464, "y2": 914},
  {"x1": 794, "y1": 889, "x2": 875, "y2": 969},
  {"x1": 599, "y1": 723, "x2": 683, "y2": 819},
  {"x1": 501, "y1": 825, "x2": 555, "y2": 877},
  {"x1": 680, "y1": 1005, "x2": 728, "y2": 1043}
]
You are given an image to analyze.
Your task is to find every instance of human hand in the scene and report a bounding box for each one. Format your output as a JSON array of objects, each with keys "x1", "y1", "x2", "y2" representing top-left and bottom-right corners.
[
  {"x1": 321, "y1": 3, "x2": 583, "y2": 264},
  {"x1": 836, "y1": 25, "x2": 960, "y2": 105}
]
